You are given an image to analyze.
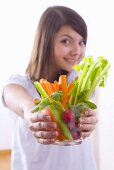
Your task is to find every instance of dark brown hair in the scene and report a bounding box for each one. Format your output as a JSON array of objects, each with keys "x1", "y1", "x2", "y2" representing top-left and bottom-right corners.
[{"x1": 26, "y1": 5, "x2": 87, "y2": 81}]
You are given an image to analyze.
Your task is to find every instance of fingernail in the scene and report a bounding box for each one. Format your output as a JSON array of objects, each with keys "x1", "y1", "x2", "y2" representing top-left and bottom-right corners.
[
  {"x1": 79, "y1": 124, "x2": 83, "y2": 128},
  {"x1": 45, "y1": 115, "x2": 51, "y2": 120},
  {"x1": 50, "y1": 123, "x2": 57, "y2": 128},
  {"x1": 55, "y1": 131, "x2": 59, "y2": 136},
  {"x1": 51, "y1": 131, "x2": 59, "y2": 137}
]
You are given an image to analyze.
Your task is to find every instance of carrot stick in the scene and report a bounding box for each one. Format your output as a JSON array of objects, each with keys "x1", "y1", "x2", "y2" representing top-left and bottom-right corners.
[
  {"x1": 40, "y1": 81, "x2": 49, "y2": 95},
  {"x1": 40, "y1": 80, "x2": 55, "y2": 96},
  {"x1": 50, "y1": 83, "x2": 54, "y2": 93},
  {"x1": 46, "y1": 82, "x2": 54, "y2": 95},
  {"x1": 68, "y1": 82, "x2": 74, "y2": 92},
  {"x1": 53, "y1": 80, "x2": 60, "y2": 92},
  {"x1": 59, "y1": 75, "x2": 68, "y2": 108}
]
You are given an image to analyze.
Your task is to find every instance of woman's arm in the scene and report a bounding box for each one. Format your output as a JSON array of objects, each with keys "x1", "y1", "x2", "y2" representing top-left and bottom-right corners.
[
  {"x1": 3, "y1": 84, "x2": 98, "y2": 143},
  {"x1": 3, "y1": 84, "x2": 33, "y2": 120},
  {"x1": 3, "y1": 84, "x2": 58, "y2": 144}
]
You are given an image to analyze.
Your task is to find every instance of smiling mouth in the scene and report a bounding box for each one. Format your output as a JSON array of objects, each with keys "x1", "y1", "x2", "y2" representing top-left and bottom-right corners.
[{"x1": 65, "y1": 58, "x2": 77, "y2": 65}]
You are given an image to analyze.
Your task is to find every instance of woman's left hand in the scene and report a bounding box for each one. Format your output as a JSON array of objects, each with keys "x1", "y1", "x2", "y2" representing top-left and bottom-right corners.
[{"x1": 79, "y1": 108, "x2": 98, "y2": 139}]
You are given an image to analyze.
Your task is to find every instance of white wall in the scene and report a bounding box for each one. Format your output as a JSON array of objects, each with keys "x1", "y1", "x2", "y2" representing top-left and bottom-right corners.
[{"x1": 0, "y1": 0, "x2": 114, "y2": 169}]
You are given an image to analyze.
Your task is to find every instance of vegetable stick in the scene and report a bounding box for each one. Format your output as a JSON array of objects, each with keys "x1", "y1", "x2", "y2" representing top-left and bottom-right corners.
[
  {"x1": 59, "y1": 75, "x2": 68, "y2": 108},
  {"x1": 68, "y1": 82, "x2": 74, "y2": 93},
  {"x1": 53, "y1": 80, "x2": 60, "y2": 92},
  {"x1": 45, "y1": 107, "x2": 67, "y2": 140},
  {"x1": 40, "y1": 81, "x2": 50, "y2": 95},
  {"x1": 46, "y1": 81, "x2": 54, "y2": 95},
  {"x1": 40, "y1": 81, "x2": 53, "y2": 96}
]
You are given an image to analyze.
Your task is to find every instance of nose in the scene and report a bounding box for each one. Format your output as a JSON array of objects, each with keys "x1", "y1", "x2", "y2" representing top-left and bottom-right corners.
[{"x1": 71, "y1": 44, "x2": 81, "y2": 56}]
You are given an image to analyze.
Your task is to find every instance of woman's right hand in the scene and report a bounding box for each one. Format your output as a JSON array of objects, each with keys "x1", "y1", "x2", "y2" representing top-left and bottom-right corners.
[{"x1": 28, "y1": 108, "x2": 59, "y2": 144}]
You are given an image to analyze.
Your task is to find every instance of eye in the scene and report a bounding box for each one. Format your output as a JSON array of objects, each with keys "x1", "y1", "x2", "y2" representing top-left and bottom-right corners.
[
  {"x1": 61, "y1": 39, "x2": 70, "y2": 45},
  {"x1": 79, "y1": 40, "x2": 86, "y2": 46}
]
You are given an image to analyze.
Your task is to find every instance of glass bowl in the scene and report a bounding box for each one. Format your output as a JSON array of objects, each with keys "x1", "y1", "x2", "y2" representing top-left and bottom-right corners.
[{"x1": 53, "y1": 137, "x2": 83, "y2": 146}]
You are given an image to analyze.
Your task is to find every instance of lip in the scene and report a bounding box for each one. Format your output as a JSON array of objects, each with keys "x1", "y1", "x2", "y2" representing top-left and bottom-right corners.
[{"x1": 65, "y1": 58, "x2": 77, "y2": 65}]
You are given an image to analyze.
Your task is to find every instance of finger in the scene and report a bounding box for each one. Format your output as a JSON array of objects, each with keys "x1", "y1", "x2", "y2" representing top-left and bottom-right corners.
[
  {"x1": 80, "y1": 131, "x2": 91, "y2": 138},
  {"x1": 79, "y1": 116, "x2": 98, "y2": 124},
  {"x1": 79, "y1": 111, "x2": 98, "y2": 124},
  {"x1": 29, "y1": 121, "x2": 57, "y2": 131},
  {"x1": 84, "y1": 108, "x2": 96, "y2": 117},
  {"x1": 30, "y1": 111, "x2": 51, "y2": 122},
  {"x1": 33, "y1": 131, "x2": 58, "y2": 139},
  {"x1": 37, "y1": 138, "x2": 56, "y2": 145},
  {"x1": 79, "y1": 123, "x2": 95, "y2": 132}
]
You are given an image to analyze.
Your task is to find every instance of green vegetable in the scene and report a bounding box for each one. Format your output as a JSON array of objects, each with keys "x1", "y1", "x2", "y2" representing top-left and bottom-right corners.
[
  {"x1": 34, "y1": 81, "x2": 48, "y2": 98},
  {"x1": 69, "y1": 56, "x2": 110, "y2": 105},
  {"x1": 50, "y1": 91, "x2": 63, "y2": 101},
  {"x1": 32, "y1": 91, "x2": 63, "y2": 113}
]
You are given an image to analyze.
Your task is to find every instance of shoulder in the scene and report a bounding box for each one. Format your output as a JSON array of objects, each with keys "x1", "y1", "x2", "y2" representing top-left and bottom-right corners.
[
  {"x1": 5, "y1": 74, "x2": 33, "y2": 90},
  {"x1": 5, "y1": 74, "x2": 40, "y2": 98}
]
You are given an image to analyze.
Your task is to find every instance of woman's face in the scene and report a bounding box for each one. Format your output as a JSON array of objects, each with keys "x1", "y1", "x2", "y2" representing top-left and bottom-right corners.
[{"x1": 52, "y1": 25, "x2": 86, "y2": 73}]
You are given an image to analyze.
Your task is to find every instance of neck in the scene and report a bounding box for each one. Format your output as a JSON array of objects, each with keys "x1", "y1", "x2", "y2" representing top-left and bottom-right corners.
[{"x1": 48, "y1": 70, "x2": 68, "y2": 82}]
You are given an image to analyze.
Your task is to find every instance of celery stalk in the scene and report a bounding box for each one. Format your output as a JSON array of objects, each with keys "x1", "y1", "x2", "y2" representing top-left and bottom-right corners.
[
  {"x1": 81, "y1": 61, "x2": 100, "y2": 92},
  {"x1": 34, "y1": 82, "x2": 48, "y2": 98},
  {"x1": 84, "y1": 63, "x2": 110, "y2": 100},
  {"x1": 72, "y1": 56, "x2": 110, "y2": 104},
  {"x1": 73, "y1": 61, "x2": 90, "y2": 104},
  {"x1": 49, "y1": 105, "x2": 73, "y2": 140}
]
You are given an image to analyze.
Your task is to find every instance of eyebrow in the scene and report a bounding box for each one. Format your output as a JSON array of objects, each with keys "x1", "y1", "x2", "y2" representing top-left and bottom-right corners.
[
  {"x1": 60, "y1": 34, "x2": 84, "y2": 41},
  {"x1": 60, "y1": 34, "x2": 72, "y2": 38}
]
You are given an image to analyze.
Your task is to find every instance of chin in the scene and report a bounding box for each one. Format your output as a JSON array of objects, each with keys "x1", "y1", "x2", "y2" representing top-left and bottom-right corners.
[{"x1": 65, "y1": 67, "x2": 73, "y2": 72}]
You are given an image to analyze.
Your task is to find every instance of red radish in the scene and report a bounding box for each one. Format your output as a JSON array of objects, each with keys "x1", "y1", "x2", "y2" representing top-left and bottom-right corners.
[
  {"x1": 62, "y1": 110, "x2": 81, "y2": 140},
  {"x1": 62, "y1": 110, "x2": 74, "y2": 123}
]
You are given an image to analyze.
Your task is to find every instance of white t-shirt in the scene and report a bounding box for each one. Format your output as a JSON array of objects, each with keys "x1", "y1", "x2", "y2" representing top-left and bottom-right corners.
[{"x1": 2, "y1": 71, "x2": 97, "y2": 170}]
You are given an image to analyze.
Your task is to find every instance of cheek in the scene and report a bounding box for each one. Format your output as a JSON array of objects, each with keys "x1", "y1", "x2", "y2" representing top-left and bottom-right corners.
[
  {"x1": 53, "y1": 50, "x2": 63, "y2": 63},
  {"x1": 82, "y1": 47, "x2": 86, "y2": 55},
  {"x1": 54, "y1": 44, "x2": 69, "y2": 58}
]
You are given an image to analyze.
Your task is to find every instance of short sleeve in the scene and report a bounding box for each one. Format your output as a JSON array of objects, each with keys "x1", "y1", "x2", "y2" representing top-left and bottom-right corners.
[
  {"x1": 1, "y1": 74, "x2": 32, "y2": 107},
  {"x1": 3, "y1": 74, "x2": 29, "y2": 89},
  {"x1": 67, "y1": 70, "x2": 78, "y2": 84}
]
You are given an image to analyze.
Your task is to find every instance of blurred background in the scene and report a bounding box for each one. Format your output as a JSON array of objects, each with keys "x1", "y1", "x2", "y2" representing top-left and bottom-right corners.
[{"x1": 0, "y1": 0, "x2": 114, "y2": 170}]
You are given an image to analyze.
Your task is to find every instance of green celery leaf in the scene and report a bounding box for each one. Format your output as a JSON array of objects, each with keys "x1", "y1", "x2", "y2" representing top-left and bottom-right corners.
[{"x1": 82, "y1": 100, "x2": 97, "y2": 109}]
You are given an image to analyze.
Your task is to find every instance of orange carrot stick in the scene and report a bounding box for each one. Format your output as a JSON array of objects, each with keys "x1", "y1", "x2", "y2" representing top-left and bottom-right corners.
[
  {"x1": 40, "y1": 80, "x2": 55, "y2": 96},
  {"x1": 40, "y1": 81, "x2": 49, "y2": 95},
  {"x1": 53, "y1": 80, "x2": 60, "y2": 92},
  {"x1": 46, "y1": 82, "x2": 54, "y2": 95},
  {"x1": 68, "y1": 82, "x2": 74, "y2": 92},
  {"x1": 59, "y1": 75, "x2": 68, "y2": 108}
]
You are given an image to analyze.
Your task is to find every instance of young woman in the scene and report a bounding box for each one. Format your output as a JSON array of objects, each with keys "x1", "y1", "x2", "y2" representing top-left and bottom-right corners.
[{"x1": 2, "y1": 5, "x2": 98, "y2": 170}]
